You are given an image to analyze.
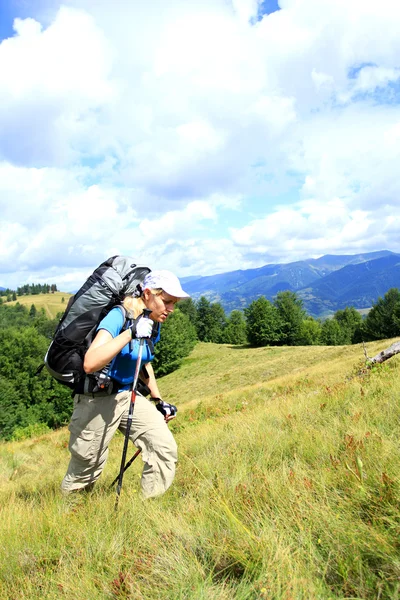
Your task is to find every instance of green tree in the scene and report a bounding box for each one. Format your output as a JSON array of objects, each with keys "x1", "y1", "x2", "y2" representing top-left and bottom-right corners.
[
  {"x1": 245, "y1": 296, "x2": 282, "y2": 347},
  {"x1": 362, "y1": 288, "x2": 400, "y2": 341},
  {"x1": 394, "y1": 303, "x2": 400, "y2": 332},
  {"x1": 334, "y1": 306, "x2": 363, "y2": 344},
  {"x1": 0, "y1": 325, "x2": 72, "y2": 439},
  {"x1": 178, "y1": 298, "x2": 197, "y2": 330},
  {"x1": 274, "y1": 291, "x2": 306, "y2": 346},
  {"x1": 153, "y1": 308, "x2": 197, "y2": 376},
  {"x1": 195, "y1": 297, "x2": 226, "y2": 342},
  {"x1": 223, "y1": 310, "x2": 247, "y2": 345},
  {"x1": 320, "y1": 318, "x2": 345, "y2": 345},
  {"x1": 196, "y1": 296, "x2": 211, "y2": 341},
  {"x1": 29, "y1": 304, "x2": 37, "y2": 318},
  {"x1": 298, "y1": 317, "x2": 322, "y2": 345},
  {"x1": 208, "y1": 303, "x2": 226, "y2": 343},
  {"x1": 0, "y1": 303, "x2": 28, "y2": 328},
  {"x1": 0, "y1": 376, "x2": 25, "y2": 439}
]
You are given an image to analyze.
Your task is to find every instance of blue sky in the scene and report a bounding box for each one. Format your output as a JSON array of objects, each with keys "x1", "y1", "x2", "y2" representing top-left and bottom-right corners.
[
  {"x1": 0, "y1": 5, "x2": 14, "y2": 40},
  {"x1": 0, "y1": 0, "x2": 281, "y2": 41},
  {"x1": 0, "y1": 0, "x2": 46, "y2": 40},
  {"x1": 1, "y1": 0, "x2": 400, "y2": 291}
]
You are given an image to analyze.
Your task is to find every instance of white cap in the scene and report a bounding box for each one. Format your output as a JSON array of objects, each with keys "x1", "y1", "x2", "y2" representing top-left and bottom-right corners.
[{"x1": 142, "y1": 270, "x2": 190, "y2": 299}]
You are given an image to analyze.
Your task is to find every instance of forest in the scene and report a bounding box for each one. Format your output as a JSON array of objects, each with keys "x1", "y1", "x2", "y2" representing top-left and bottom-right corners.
[
  {"x1": 1, "y1": 287, "x2": 400, "y2": 441},
  {"x1": 0, "y1": 283, "x2": 58, "y2": 302}
]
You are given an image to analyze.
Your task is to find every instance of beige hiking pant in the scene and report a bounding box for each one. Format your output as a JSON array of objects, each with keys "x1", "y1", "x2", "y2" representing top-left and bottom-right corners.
[{"x1": 61, "y1": 391, "x2": 178, "y2": 498}]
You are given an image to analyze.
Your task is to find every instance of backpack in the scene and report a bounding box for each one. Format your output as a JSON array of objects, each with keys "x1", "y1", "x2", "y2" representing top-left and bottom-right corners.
[{"x1": 44, "y1": 256, "x2": 151, "y2": 392}]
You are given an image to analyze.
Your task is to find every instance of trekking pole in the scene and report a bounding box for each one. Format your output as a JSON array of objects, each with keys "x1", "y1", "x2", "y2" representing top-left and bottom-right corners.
[
  {"x1": 114, "y1": 309, "x2": 152, "y2": 509},
  {"x1": 110, "y1": 448, "x2": 141, "y2": 488}
]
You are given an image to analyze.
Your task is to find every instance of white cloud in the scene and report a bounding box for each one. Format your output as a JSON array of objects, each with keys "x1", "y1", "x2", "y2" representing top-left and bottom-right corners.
[
  {"x1": 231, "y1": 0, "x2": 260, "y2": 23},
  {"x1": 354, "y1": 66, "x2": 400, "y2": 93},
  {"x1": 0, "y1": 6, "x2": 114, "y2": 166},
  {"x1": 0, "y1": 160, "x2": 243, "y2": 288},
  {"x1": 0, "y1": 0, "x2": 400, "y2": 289},
  {"x1": 230, "y1": 196, "x2": 399, "y2": 263}
]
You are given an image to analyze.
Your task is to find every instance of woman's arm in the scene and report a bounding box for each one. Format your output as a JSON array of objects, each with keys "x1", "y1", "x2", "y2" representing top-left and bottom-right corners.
[
  {"x1": 144, "y1": 362, "x2": 176, "y2": 423},
  {"x1": 83, "y1": 328, "x2": 132, "y2": 374},
  {"x1": 142, "y1": 362, "x2": 163, "y2": 399}
]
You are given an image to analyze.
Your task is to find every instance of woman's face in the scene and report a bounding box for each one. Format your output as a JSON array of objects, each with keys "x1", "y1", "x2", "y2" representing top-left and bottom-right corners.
[{"x1": 143, "y1": 289, "x2": 179, "y2": 322}]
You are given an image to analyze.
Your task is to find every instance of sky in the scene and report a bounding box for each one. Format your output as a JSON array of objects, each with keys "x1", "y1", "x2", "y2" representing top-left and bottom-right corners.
[{"x1": 1, "y1": 0, "x2": 400, "y2": 292}]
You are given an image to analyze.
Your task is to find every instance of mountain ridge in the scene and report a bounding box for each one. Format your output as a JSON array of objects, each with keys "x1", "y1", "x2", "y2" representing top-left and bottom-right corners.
[
  {"x1": 2, "y1": 250, "x2": 398, "y2": 318},
  {"x1": 183, "y1": 250, "x2": 400, "y2": 317}
]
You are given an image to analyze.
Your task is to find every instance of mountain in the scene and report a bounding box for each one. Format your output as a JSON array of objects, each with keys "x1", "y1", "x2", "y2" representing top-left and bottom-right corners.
[
  {"x1": 183, "y1": 250, "x2": 400, "y2": 317},
  {"x1": 2, "y1": 250, "x2": 398, "y2": 318},
  {"x1": 298, "y1": 254, "x2": 400, "y2": 316}
]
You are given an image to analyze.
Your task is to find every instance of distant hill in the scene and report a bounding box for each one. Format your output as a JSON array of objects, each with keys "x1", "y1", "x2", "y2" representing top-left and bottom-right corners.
[
  {"x1": 183, "y1": 250, "x2": 400, "y2": 317},
  {"x1": 6, "y1": 291, "x2": 72, "y2": 319},
  {"x1": 2, "y1": 250, "x2": 399, "y2": 319},
  {"x1": 298, "y1": 254, "x2": 400, "y2": 316}
]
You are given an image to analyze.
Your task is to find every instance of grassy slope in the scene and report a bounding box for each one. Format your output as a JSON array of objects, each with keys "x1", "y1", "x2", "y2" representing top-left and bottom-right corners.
[
  {"x1": 7, "y1": 291, "x2": 72, "y2": 319},
  {"x1": 0, "y1": 340, "x2": 399, "y2": 599}
]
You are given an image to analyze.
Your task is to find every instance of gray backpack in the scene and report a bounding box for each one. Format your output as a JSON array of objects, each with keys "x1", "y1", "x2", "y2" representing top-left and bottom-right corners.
[{"x1": 44, "y1": 256, "x2": 151, "y2": 391}]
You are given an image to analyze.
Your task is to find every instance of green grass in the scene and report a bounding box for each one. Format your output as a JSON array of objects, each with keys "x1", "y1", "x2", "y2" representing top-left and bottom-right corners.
[
  {"x1": 7, "y1": 291, "x2": 72, "y2": 319},
  {"x1": 0, "y1": 340, "x2": 399, "y2": 599}
]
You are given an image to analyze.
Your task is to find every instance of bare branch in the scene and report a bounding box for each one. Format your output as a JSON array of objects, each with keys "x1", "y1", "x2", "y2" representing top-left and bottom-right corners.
[
  {"x1": 367, "y1": 341, "x2": 400, "y2": 366},
  {"x1": 362, "y1": 341, "x2": 370, "y2": 362}
]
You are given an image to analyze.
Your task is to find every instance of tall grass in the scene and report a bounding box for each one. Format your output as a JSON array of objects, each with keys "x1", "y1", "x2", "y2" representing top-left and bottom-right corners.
[{"x1": 0, "y1": 341, "x2": 399, "y2": 599}]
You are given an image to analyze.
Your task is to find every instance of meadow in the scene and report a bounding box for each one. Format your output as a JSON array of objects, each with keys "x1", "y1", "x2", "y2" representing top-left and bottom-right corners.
[
  {"x1": 7, "y1": 292, "x2": 72, "y2": 319},
  {"x1": 0, "y1": 340, "x2": 399, "y2": 599}
]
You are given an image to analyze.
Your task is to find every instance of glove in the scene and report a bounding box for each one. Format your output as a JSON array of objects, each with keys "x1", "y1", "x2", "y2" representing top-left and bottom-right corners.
[
  {"x1": 155, "y1": 400, "x2": 178, "y2": 418},
  {"x1": 132, "y1": 315, "x2": 153, "y2": 339}
]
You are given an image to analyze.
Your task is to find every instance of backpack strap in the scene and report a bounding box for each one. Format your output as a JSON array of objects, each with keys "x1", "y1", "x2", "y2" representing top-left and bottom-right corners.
[{"x1": 77, "y1": 305, "x2": 127, "y2": 395}]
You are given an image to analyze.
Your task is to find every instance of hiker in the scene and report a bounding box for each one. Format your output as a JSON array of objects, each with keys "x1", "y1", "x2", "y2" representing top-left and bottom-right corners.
[{"x1": 61, "y1": 270, "x2": 189, "y2": 498}]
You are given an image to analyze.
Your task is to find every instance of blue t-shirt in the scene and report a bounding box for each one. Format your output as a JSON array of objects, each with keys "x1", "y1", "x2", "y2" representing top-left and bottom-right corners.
[{"x1": 97, "y1": 307, "x2": 159, "y2": 389}]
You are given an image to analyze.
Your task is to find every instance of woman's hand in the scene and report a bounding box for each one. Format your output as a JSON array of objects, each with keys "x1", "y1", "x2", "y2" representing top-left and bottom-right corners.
[
  {"x1": 131, "y1": 315, "x2": 153, "y2": 339},
  {"x1": 155, "y1": 400, "x2": 178, "y2": 423}
]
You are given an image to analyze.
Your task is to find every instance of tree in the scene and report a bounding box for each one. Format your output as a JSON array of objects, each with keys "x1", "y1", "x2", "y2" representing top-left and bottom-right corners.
[
  {"x1": 245, "y1": 296, "x2": 282, "y2": 347},
  {"x1": 362, "y1": 288, "x2": 400, "y2": 341},
  {"x1": 298, "y1": 317, "x2": 322, "y2": 345},
  {"x1": 195, "y1": 297, "x2": 226, "y2": 342},
  {"x1": 0, "y1": 376, "x2": 25, "y2": 439},
  {"x1": 274, "y1": 291, "x2": 306, "y2": 345},
  {"x1": 29, "y1": 304, "x2": 37, "y2": 318},
  {"x1": 0, "y1": 303, "x2": 29, "y2": 328},
  {"x1": 208, "y1": 303, "x2": 226, "y2": 343},
  {"x1": 153, "y1": 308, "x2": 197, "y2": 376},
  {"x1": 334, "y1": 306, "x2": 363, "y2": 344},
  {"x1": 0, "y1": 325, "x2": 72, "y2": 439},
  {"x1": 223, "y1": 310, "x2": 247, "y2": 345},
  {"x1": 178, "y1": 298, "x2": 197, "y2": 330},
  {"x1": 196, "y1": 297, "x2": 211, "y2": 341},
  {"x1": 320, "y1": 318, "x2": 345, "y2": 345}
]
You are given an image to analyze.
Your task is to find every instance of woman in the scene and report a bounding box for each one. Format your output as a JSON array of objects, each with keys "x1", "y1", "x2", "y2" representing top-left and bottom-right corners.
[{"x1": 61, "y1": 269, "x2": 189, "y2": 498}]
